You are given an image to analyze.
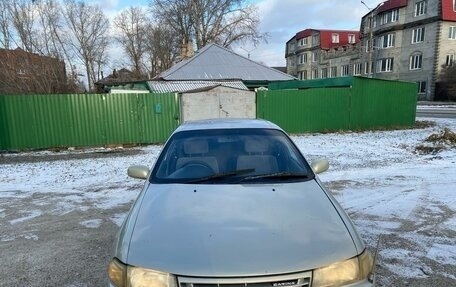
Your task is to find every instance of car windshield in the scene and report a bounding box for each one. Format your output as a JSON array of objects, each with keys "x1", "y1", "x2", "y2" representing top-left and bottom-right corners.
[{"x1": 151, "y1": 128, "x2": 313, "y2": 184}]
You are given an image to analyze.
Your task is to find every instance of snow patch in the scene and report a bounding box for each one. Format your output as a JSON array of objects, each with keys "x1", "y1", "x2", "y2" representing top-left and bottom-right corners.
[
  {"x1": 9, "y1": 210, "x2": 42, "y2": 225},
  {"x1": 426, "y1": 243, "x2": 456, "y2": 265},
  {"x1": 1, "y1": 118, "x2": 455, "y2": 282},
  {"x1": 79, "y1": 219, "x2": 103, "y2": 228},
  {"x1": 1, "y1": 233, "x2": 39, "y2": 242},
  {"x1": 380, "y1": 248, "x2": 430, "y2": 278},
  {"x1": 442, "y1": 217, "x2": 456, "y2": 231}
]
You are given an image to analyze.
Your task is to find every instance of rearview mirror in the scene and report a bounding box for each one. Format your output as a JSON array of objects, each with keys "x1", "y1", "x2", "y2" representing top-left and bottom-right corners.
[
  {"x1": 310, "y1": 159, "x2": 329, "y2": 174},
  {"x1": 127, "y1": 165, "x2": 150, "y2": 180}
]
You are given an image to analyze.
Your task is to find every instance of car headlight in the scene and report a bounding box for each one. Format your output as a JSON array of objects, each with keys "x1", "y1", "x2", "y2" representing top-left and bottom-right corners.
[
  {"x1": 312, "y1": 250, "x2": 374, "y2": 287},
  {"x1": 108, "y1": 258, "x2": 178, "y2": 287}
]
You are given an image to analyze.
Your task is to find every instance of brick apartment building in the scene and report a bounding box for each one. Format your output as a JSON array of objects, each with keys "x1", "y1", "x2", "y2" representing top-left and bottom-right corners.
[
  {"x1": 286, "y1": 0, "x2": 456, "y2": 100},
  {"x1": 286, "y1": 29, "x2": 360, "y2": 80},
  {"x1": 0, "y1": 48, "x2": 67, "y2": 94}
]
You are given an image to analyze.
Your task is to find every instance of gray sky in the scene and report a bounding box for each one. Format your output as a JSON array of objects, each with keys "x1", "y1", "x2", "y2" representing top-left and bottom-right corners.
[
  {"x1": 103, "y1": 0, "x2": 382, "y2": 67},
  {"x1": 236, "y1": 0, "x2": 382, "y2": 66}
]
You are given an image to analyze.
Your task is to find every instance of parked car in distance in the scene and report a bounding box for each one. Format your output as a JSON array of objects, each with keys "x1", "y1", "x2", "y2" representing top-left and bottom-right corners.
[{"x1": 108, "y1": 118, "x2": 375, "y2": 287}]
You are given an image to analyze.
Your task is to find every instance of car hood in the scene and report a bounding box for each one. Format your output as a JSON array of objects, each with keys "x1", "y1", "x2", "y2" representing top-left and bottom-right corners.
[{"x1": 125, "y1": 180, "x2": 357, "y2": 277}]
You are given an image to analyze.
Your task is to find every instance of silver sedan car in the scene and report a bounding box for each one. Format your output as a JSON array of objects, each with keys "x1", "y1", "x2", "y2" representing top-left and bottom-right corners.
[{"x1": 108, "y1": 118, "x2": 375, "y2": 287}]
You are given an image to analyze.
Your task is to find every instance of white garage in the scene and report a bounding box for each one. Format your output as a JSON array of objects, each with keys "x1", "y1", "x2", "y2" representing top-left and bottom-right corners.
[
  {"x1": 148, "y1": 80, "x2": 256, "y2": 122},
  {"x1": 180, "y1": 85, "x2": 255, "y2": 122}
]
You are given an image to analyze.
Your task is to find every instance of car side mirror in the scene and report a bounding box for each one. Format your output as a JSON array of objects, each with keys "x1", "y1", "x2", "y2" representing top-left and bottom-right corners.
[
  {"x1": 310, "y1": 159, "x2": 329, "y2": 174},
  {"x1": 127, "y1": 165, "x2": 150, "y2": 180}
]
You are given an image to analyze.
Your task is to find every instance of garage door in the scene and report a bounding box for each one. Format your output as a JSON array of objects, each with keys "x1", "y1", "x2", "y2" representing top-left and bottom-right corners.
[{"x1": 180, "y1": 88, "x2": 256, "y2": 122}]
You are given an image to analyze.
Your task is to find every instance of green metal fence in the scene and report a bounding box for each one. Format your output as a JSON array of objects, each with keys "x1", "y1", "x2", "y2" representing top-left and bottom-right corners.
[
  {"x1": 0, "y1": 93, "x2": 180, "y2": 151},
  {"x1": 258, "y1": 77, "x2": 417, "y2": 133},
  {"x1": 350, "y1": 77, "x2": 417, "y2": 129},
  {"x1": 0, "y1": 77, "x2": 418, "y2": 150},
  {"x1": 257, "y1": 88, "x2": 351, "y2": 133}
]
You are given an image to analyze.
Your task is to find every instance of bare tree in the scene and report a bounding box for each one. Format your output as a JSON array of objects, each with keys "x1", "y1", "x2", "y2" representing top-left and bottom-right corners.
[
  {"x1": 151, "y1": 0, "x2": 267, "y2": 50},
  {"x1": 144, "y1": 23, "x2": 179, "y2": 78},
  {"x1": 63, "y1": 0, "x2": 109, "y2": 91},
  {"x1": 35, "y1": 0, "x2": 68, "y2": 58},
  {"x1": 8, "y1": 0, "x2": 38, "y2": 52},
  {"x1": 113, "y1": 7, "x2": 149, "y2": 79},
  {"x1": 151, "y1": 0, "x2": 193, "y2": 46},
  {"x1": 0, "y1": 0, "x2": 79, "y2": 94},
  {"x1": 436, "y1": 64, "x2": 456, "y2": 101},
  {"x1": 36, "y1": 0, "x2": 82, "y2": 89},
  {"x1": 0, "y1": 0, "x2": 13, "y2": 49}
]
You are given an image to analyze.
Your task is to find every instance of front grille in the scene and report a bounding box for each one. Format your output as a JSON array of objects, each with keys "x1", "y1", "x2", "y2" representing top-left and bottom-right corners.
[{"x1": 178, "y1": 271, "x2": 312, "y2": 287}]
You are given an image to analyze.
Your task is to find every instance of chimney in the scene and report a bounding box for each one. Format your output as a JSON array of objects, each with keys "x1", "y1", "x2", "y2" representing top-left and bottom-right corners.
[
  {"x1": 180, "y1": 39, "x2": 194, "y2": 59},
  {"x1": 186, "y1": 40, "x2": 194, "y2": 58}
]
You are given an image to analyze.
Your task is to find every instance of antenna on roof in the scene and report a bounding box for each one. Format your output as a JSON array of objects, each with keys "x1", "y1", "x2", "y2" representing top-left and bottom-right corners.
[
  {"x1": 240, "y1": 47, "x2": 256, "y2": 59},
  {"x1": 360, "y1": 1, "x2": 372, "y2": 10}
]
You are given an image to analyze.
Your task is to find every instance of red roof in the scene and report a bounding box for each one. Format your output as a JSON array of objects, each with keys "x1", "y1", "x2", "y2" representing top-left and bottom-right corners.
[
  {"x1": 320, "y1": 30, "x2": 360, "y2": 49},
  {"x1": 296, "y1": 29, "x2": 313, "y2": 40},
  {"x1": 442, "y1": 0, "x2": 456, "y2": 21},
  {"x1": 294, "y1": 29, "x2": 359, "y2": 49},
  {"x1": 377, "y1": 0, "x2": 407, "y2": 13}
]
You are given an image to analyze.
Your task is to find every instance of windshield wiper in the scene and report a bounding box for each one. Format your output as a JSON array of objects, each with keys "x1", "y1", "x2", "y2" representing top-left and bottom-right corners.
[
  {"x1": 187, "y1": 168, "x2": 255, "y2": 183},
  {"x1": 239, "y1": 172, "x2": 310, "y2": 182}
]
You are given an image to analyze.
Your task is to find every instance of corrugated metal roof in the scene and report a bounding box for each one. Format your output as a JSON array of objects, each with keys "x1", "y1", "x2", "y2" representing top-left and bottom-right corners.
[
  {"x1": 156, "y1": 43, "x2": 295, "y2": 82},
  {"x1": 147, "y1": 80, "x2": 249, "y2": 93}
]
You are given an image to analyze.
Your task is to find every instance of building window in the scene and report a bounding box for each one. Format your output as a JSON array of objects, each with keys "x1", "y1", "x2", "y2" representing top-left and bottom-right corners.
[
  {"x1": 446, "y1": 54, "x2": 454, "y2": 66},
  {"x1": 365, "y1": 39, "x2": 370, "y2": 52},
  {"x1": 364, "y1": 62, "x2": 370, "y2": 74},
  {"x1": 332, "y1": 33, "x2": 339, "y2": 43},
  {"x1": 380, "y1": 9, "x2": 399, "y2": 25},
  {"x1": 410, "y1": 53, "x2": 423, "y2": 70},
  {"x1": 312, "y1": 34, "x2": 319, "y2": 45},
  {"x1": 312, "y1": 51, "x2": 318, "y2": 62},
  {"x1": 450, "y1": 26, "x2": 456, "y2": 39},
  {"x1": 376, "y1": 58, "x2": 394, "y2": 73},
  {"x1": 299, "y1": 38, "x2": 308, "y2": 46},
  {"x1": 412, "y1": 27, "x2": 425, "y2": 43},
  {"x1": 392, "y1": 9, "x2": 399, "y2": 22},
  {"x1": 377, "y1": 33, "x2": 395, "y2": 49},
  {"x1": 415, "y1": 0, "x2": 427, "y2": 16},
  {"x1": 417, "y1": 81, "x2": 427, "y2": 94},
  {"x1": 342, "y1": 65, "x2": 350, "y2": 76},
  {"x1": 353, "y1": 63, "x2": 363, "y2": 75},
  {"x1": 331, "y1": 66, "x2": 337, "y2": 77},
  {"x1": 454, "y1": 0, "x2": 456, "y2": 11},
  {"x1": 298, "y1": 71, "x2": 308, "y2": 80},
  {"x1": 312, "y1": 69, "x2": 318, "y2": 79},
  {"x1": 298, "y1": 71, "x2": 304, "y2": 80},
  {"x1": 348, "y1": 34, "x2": 356, "y2": 44},
  {"x1": 299, "y1": 53, "x2": 308, "y2": 64},
  {"x1": 381, "y1": 13, "x2": 388, "y2": 25},
  {"x1": 321, "y1": 68, "x2": 328, "y2": 78}
]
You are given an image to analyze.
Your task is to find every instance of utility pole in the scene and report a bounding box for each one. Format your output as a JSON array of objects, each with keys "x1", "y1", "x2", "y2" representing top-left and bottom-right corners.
[{"x1": 361, "y1": 1, "x2": 384, "y2": 78}]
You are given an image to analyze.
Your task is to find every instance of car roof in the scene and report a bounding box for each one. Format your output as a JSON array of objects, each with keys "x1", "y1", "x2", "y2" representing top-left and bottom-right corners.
[{"x1": 174, "y1": 118, "x2": 283, "y2": 133}]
